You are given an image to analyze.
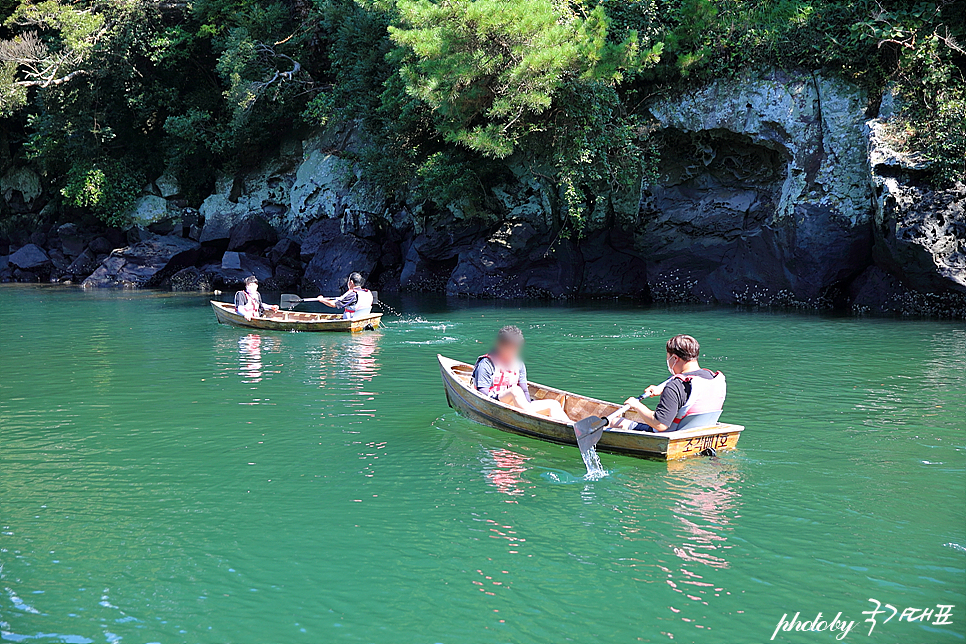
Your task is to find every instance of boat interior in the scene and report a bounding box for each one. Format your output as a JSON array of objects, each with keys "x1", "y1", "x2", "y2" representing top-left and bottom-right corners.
[
  {"x1": 216, "y1": 302, "x2": 343, "y2": 322},
  {"x1": 448, "y1": 361, "x2": 726, "y2": 432},
  {"x1": 448, "y1": 362, "x2": 623, "y2": 423},
  {"x1": 265, "y1": 311, "x2": 344, "y2": 322}
]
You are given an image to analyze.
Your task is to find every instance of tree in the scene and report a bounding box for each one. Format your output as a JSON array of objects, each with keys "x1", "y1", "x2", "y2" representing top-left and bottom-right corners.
[
  {"x1": 0, "y1": 0, "x2": 106, "y2": 115},
  {"x1": 389, "y1": 0, "x2": 660, "y2": 158}
]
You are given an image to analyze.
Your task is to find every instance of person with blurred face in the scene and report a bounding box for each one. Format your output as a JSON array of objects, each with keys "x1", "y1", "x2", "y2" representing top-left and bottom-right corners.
[
  {"x1": 234, "y1": 275, "x2": 278, "y2": 321},
  {"x1": 472, "y1": 325, "x2": 571, "y2": 423}
]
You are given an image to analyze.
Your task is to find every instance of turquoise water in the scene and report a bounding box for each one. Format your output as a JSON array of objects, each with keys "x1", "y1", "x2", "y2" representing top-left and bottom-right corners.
[{"x1": 1, "y1": 286, "x2": 964, "y2": 643}]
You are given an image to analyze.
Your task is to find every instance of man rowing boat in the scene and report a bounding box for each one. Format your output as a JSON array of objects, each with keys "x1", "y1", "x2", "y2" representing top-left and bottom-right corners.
[
  {"x1": 318, "y1": 272, "x2": 374, "y2": 320},
  {"x1": 472, "y1": 326, "x2": 572, "y2": 423},
  {"x1": 608, "y1": 334, "x2": 726, "y2": 432}
]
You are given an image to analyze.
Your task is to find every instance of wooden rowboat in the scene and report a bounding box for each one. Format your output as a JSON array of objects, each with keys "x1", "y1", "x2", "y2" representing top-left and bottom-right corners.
[
  {"x1": 210, "y1": 301, "x2": 382, "y2": 332},
  {"x1": 438, "y1": 355, "x2": 743, "y2": 460}
]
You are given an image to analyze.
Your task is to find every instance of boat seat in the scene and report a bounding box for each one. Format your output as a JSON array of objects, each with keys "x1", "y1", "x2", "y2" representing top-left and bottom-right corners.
[{"x1": 675, "y1": 411, "x2": 722, "y2": 431}]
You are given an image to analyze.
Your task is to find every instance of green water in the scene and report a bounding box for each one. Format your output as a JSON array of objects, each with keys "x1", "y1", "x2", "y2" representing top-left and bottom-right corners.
[{"x1": 1, "y1": 286, "x2": 964, "y2": 644}]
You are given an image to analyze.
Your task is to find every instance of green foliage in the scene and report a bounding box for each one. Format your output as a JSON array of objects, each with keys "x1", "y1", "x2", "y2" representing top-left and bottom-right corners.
[
  {"x1": 389, "y1": 0, "x2": 656, "y2": 158},
  {"x1": 0, "y1": 58, "x2": 26, "y2": 114},
  {"x1": 651, "y1": 0, "x2": 883, "y2": 82},
  {"x1": 546, "y1": 81, "x2": 656, "y2": 230},
  {"x1": 61, "y1": 159, "x2": 143, "y2": 227},
  {"x1": 414, "y1": 150, "x2": 484, "y2": 207},
  {"x1": 0, "y1": 0, "x2": 962, "y2": 232},
  {"x1": 302, "y1": 92, "x2": 335, "y2": 127},
  {"x1": 882, "y1": 27, "x2": 966, "y2": 185}
]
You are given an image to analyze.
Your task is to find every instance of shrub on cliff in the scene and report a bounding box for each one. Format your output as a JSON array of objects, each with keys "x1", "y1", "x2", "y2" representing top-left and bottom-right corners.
[{"x1": 61, "y1": 159, "x2": 143, "y2": 228}]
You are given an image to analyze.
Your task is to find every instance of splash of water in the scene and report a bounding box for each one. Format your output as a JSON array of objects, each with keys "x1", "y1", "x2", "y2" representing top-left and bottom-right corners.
[
  {"x1": 580, "y1": 447, "x2": 607, "y2": 480},
  {"x1": 375, "y1": 298, "x2": 402, "y2": 316}
]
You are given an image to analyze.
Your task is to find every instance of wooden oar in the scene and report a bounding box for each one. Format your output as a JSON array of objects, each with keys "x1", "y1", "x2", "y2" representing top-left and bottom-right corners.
[
  {"x1": 280, "y1": 294, "x2": 318, "y2": 310},
  {"x1": 573, "y1": 394, "x2": 651, "y2": 453},
  {"x1": 280, "y1": 292, "x2": 380, "y2": 311}
]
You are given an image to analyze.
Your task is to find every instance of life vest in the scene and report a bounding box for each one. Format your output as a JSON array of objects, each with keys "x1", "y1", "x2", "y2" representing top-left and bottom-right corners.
[
  {"x1": 344, "y1": 288, "x2": 373, "y2": 319},
  {"x1": 669, "y1": 370, "x2": 726, "y2": 430},
  {"x1": 237, "y1": 291, "x2": 260, "y2": 318},
  {"x1": 477, "y1": 354, "x2": 520, "y2": 397}
]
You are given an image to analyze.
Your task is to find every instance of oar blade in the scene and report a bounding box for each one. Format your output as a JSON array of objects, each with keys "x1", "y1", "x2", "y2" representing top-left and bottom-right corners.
[
  {"x1": 280, "y1": 294, "x2": 302, "y2": 310},
  {"x1": 573, "y1": 415, "x2": 607, "y2": 452}
]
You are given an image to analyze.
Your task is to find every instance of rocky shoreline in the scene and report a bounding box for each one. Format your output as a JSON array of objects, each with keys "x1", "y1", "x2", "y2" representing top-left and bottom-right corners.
[{"x1": 1, "y1": 72, "x2": 963, "y2": 318}]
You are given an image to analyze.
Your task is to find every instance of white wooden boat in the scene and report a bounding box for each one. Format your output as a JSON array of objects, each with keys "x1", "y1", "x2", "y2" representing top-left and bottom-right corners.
[
  {"x1": 438, "y1": 355, "x2": 743, "y2": 460},
  {"x1": 211, "y1": 301, "x2": 381, "y2": 332}
]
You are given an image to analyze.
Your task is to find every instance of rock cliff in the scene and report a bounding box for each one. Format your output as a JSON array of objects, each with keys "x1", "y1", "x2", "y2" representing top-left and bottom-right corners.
[{"x1": 2, "y1": 71, "x2": 963, "y2": 317}]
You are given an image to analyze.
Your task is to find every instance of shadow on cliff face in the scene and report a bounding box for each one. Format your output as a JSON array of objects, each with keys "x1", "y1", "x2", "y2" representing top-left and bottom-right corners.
[
  {"x1": 640, "y1": 128, "x2": 871, "y2": 307},
  {"x1": 418, "y1": 127, "x2": 874, "y2": 307}
]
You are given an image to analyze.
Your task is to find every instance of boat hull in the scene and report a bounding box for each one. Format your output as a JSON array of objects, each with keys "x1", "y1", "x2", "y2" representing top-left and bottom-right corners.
[
  {"x1": 211, "y1": 301, "x2": 381, "y2": 332},
  {"x1": 438, "y1": 355, "x2": 743, "y2": 460}
]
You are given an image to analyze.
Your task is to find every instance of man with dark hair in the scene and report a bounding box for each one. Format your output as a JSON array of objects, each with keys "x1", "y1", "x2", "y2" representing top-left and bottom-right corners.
[
  {"x1": 234, "y1": 275, "x2": 278, "y2": 321},
  {"x1": 608, "y1": 334, "x2": 726, "y2": 432},
  {"x1": 472, "y1": 326, "x2": 571, "y2": 423},
  {"x1": 319, "y1": 272, "x2": 374, "y2": 320}
]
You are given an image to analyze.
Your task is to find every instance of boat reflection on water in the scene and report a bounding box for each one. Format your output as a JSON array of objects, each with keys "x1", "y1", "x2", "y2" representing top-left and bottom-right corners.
[
  {"x1": 308, "y1": 331, "x2": 383, "y2": 388},
  {"x1": 307, "y1": 331, "x2": 384, "y2": 424},
  {"x1": 238, "y1": 333, "x2": 282, "y2": 384},
  {"x1": 341, "y1": 331, "x2": 382, "y2": 385},
  {"x1": 611, "y1": 456, "x2": 745, "y2": 631},
  {"x1": 482, "y1": 446, "x2": 532, "y2": 500},
  {"x1": 662, "y1": 459, "x2": 743, "y2": 571},
  {"x1": 211, "y1": 329, "x2": 383, "y2": 418}
]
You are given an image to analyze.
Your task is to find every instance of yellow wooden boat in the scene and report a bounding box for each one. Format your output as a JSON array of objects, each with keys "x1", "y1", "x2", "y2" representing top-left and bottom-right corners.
[
  {"x1": 211, "y1": 301, "x2": 382, "y2": 332},
  {"x1": 438, "y1": 355, "x2": 743, "y2": 460}
]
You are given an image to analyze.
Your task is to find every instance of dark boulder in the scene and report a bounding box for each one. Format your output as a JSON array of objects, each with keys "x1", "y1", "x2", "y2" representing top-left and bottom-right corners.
[
  {"x1": 848, "y1": 265, "x2": 966, "y2": 318},
  {"x1": 300, "y1": 217, "x2": 343, "y2": 261},
  {"x1": 66, "y1": 248, "x2": 98, "y2": 278},
  {"x1": 182, "y1": 208, "x2": 203, "y2": 241},
  {"x1": 147, "y1": 216, "x2": 181, "y2": 236},
  {"x1": 272, "y1": 264, "x2": 302, "y2": 290},
  {"x1": 399, "y1": 220, "x2": 492, "y2": 291},
  {"x1": 57, "y1": 223, "x2": 91, "y2": 258},
  {"x1": 9, "y1": 244, "x2": 51, "y2": 271},
  {"x1": 412, "y1": 220, "x2": 491, "y2": 261},
  {"x1": 15, "y1": 269, "x2": 38, "y2": 282},
  {"x1": 783, "y1": 205, "x2": 873, "y2": 298},
  {"x1": 82, "y1": 235, "x2": 201, "y2": 287},
  {"x1": 89, "y1": 236, "x2": 115, "y2": 255},
  {"x1": 202, "y1": 251, "x2": 273, "y2": 289},
  {"x1": 269, "y1": 238, "x2": 301, "y2": 268},
  {"x1": 399, "y1": 244, "x2": 458, "y2": 291},
  {"x1": 228, "y1": 215, "x2": 278, "y2": 253},
  {"x1": 302, "y1": 233, "x2": 380, "y2": 293},
  {"x1": 447, "y1": 222, "x2": 581, "y2": 298},
  {"x1": 404, "y1": 219, "x2": 648, "y2": 298},
  {"x1": 578, "y1": 229, "x2": 649, "y2": 298},
  {"x1": 849, "y1": 266, "x2": 906, "y2": 314},
  {"x1": 169, "y1": 267, "x2": 211, "y2": 292},
  {"x1": 47, "y1": 248, "x2": 69, "y2": 272},
  {"x1": 640, "y1": 191, "x2": 873, "y2": 305}
]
